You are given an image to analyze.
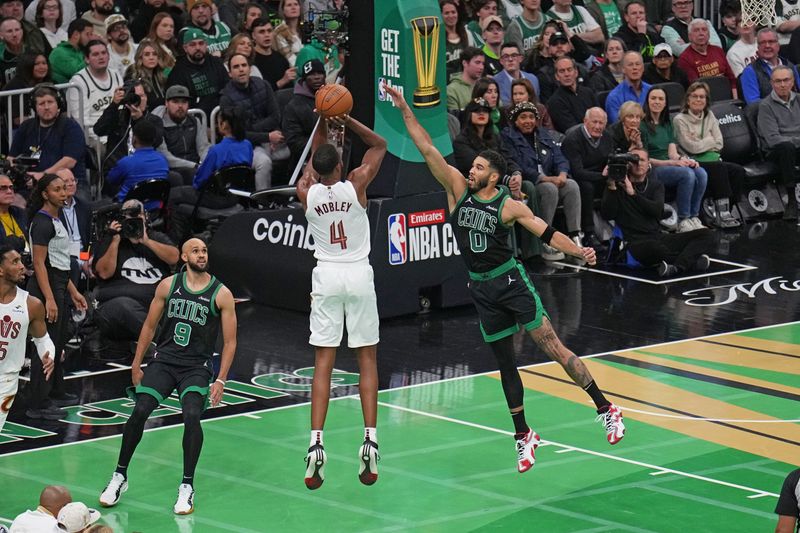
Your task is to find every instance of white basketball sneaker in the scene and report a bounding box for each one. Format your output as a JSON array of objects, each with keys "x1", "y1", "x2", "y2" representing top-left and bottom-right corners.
[
  {"x1": 597, "y1": 404, "x2": 625, "y2": 445},
  {"x1": 99, "y1": 472, "x2": 128, "y2": 507},
  {"x1": 358, "y1": 439, "x2": 379, "y2": 486},
  {"x1": 304, "y1": 444, "x2": 327, "y2": 490},
  {"x1": 515, "y1": 428, "x2": 541, "y2": 473},
  {"x1": 173, "y1": 483, "x2": 194, "y2": 515}
]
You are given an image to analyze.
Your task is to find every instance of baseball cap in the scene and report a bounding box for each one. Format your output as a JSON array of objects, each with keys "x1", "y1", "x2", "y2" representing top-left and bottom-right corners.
[
  {"x1": 182, "y1": 27, "x2": 207, "y2": 45},
  {"x1": 57, "y1": 502, "x2": 101, "y2": 533},
  {"x1": 186, "y1": 0, "x2": 212, "y2": 11},
  {"x1": 165, "y1": 85, "x2": 191, "y2": 100},
  {"x1": 466, "y1": 97, "x2": 492, "y2": 113},
  {"x1": 480, "y1": 15, "x2": 503, "y2": 32},
  {"x1": 653, "y1": 42, "x2": 673, "y2": 57},
  {"x1": 302, "y1": 59, "x2": 325, "y2": 78},
  {"x1": 549, "y1": 31, "x2": 569, "y2": 45},
  {"x1": 105, "y1": 13, "x2": 127, "y2": 32}
]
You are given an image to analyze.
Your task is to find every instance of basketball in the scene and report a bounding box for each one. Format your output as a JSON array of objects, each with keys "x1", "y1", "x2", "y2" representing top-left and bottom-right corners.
[{"x1": 315, "y1": 84, "x2": 353, "y2": 118}]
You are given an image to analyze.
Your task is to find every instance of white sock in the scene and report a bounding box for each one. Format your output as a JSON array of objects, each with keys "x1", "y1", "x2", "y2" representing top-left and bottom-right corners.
[
  {"x1": 310, "y1": 430, "x2": 323, "y2": 447},
  {"x1": 364, "y1": 427, "x2": 377, "y2": 444}
]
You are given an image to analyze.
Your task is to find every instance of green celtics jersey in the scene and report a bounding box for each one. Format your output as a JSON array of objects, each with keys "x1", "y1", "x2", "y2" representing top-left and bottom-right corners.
[
  {"x1": 506, "y1": 14, "x2": 548, "y2": 55},
  {"x1": 154, "y1": 272, "x2": 224, "y2": 366},
  {"x1": 452, "y1": 188, "x2": 514, "y2": 274}
]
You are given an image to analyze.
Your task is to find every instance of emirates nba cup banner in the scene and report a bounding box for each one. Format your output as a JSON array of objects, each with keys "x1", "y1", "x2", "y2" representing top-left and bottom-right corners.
[{"x1": 373, "y1": 0, "x2": 451, "y2": 164}]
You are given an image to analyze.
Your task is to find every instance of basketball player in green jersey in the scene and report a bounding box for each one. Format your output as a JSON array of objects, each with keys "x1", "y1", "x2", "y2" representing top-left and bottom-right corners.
[
  {"x1": 99, "y1": 238, "x2": 237, "y2": 515},
  {"x1": 385, "y1": 84, "x2": 625, "y2": 474}
]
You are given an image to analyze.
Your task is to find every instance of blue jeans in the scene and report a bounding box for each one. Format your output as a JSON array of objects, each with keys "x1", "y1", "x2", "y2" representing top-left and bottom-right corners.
[{"x1": 653, "y1": 165, "x2": 708, "y2": 218}]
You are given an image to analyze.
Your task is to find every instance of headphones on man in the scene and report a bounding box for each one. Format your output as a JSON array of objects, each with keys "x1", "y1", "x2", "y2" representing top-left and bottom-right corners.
[{"x1": 31, "y1": 83, "x2": 67, "y2": 113}]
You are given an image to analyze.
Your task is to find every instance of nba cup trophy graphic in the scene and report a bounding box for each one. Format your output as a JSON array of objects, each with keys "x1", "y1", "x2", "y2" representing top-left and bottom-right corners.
[{"x1": 410, "y1": 16, "x2": 441, "y2": 108}]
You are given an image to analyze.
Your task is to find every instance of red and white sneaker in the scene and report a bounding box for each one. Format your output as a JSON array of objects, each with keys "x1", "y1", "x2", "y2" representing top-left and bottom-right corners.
[
  {"x1": 597, "y1": 404, "x2": 625, "y2": 445},
  {"x1": 515, "y1": 429, "x2": 541, "y2": 473},
  {"x1": 358, "y1": 439, "x2": 379, "y2": 486},
  {"x1": 304, "y1": 444, "x2": 327, "y2": 490}
]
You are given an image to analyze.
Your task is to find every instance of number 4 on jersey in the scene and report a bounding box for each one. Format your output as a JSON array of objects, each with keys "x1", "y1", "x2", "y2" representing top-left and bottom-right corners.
[{"x1": 329, "y1": 221, "x2": 348, "y2": 249}]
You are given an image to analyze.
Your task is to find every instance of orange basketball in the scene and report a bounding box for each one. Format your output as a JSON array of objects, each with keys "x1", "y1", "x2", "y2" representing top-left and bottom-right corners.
[{"x1": 315, "y1": 84, "x2": 353, "y2": 118}]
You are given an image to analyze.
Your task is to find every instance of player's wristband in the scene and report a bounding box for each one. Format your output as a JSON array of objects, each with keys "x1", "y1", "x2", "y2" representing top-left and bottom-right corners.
[
  {"x1": 32, "y1": 333, "x2": 55, "y2": 361},
  {"x1": 215, "y1": 379, "x2": 226, "y2": 386},
  {"x1": 541, "y1": 225, "x2": 556, "y2": 245}
]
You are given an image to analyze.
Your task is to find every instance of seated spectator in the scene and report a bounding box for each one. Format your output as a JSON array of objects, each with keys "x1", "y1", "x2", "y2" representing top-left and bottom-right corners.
[
  {"x1": 546, "y1": 56, "x2": 598, "y2": 133},
  {"x1": 56, "y1": 502, "x2": 101, "y2": 533},
  {"x1": 273, "y1": 0, "x2": 303, "y2": 66},
  {"x1": 251, "y1": 17, "x2": 295, "y2": 91},
  {"x1": 94, "y1": 78, "x2": 164, "y2": 172},
  {"x1": 533, "y1": 26, "x2": 592, "y2": 102},
  {"x1": 81, "y1": 0, "x2": 115, "y2": 39},
  {"x1": 283, "y1": 58, "x2": 325, "y2": 170},
  {"x1": 239, "y1": 2, "x2": 266, "y2": 34},
  {"x1": 740, "y1": 28, "x2": 800, "y2": 104},
  {"x1": 775, "y1": 468, "x2": 800, "y2": 533},
  {"x1": 561, "y1": 107, "x2": 614, "y2": 246},
  {"x1": 0, "y1": 173, "x2": 26, "y2": 253},
  {"x1": 217, "y1": 0, "x2": 247, "y2": 34},
  {"x1": 545, "y1": 0, "x2": 605, "y2": 48},
  {"x1": 68, "y1": 39, "x2": 124, "y2": 148},
  {"x1": 58, "y1": 168, "x2": 90, "y2": 288},
  {"x1": 757, "y1": 65, "x2": 800, "y2": 221},
  {"x1": 673, "y1": 80, "x2": 744, "y2": 228},
  {"x1": 501, "y1": 101, "x2": 582, "y2": 260},
  {"x1": 506, "y1": 0, "x2": 547, "y2": 58},
  {"x1": 2, "y1": 51, "x2": 50, "y2": 127},
  {"x1": 776, "y1": 0, "x2": 800, "y2": 49},
  {"x1": 10, "y1": 485, "x2": 72, "y2": 532},
  {"x1": 605, "y1": 50, "x2": 650, "y2": 122},
  {"x1": 609, "y1": 101, "x2": 649, "y2": 153},
  {"x1": 503, "y1": 77, "x2": 553, "y2": 129},
  {"x1": 494, "y1": 41, "x2": 540, "y2": 106},
  {"x1": 153, "y1": 85, "x2": 210, "y2": 186},
  {"x1": 106, "y1": 120, "x2": 169, "y2": 202},
  {"x1": 221, "y1": 53, "x2": 283, "y2": 189},
  {"x1": 587, "y1": 36, "x2": 626, "y2": 92},
  {"x1": 471, "y1": 76, "x2": 502, "y2": 131},
  {"x1": 641, "y1": 86, "x2": 708, "y2": 232},
  {"x1": 106, "y1": 14, "x2": 136, "y2": 79},
  {"x1": 441, "y1": 0, "x2": 468, "y2": 82},
  {"x1": 9, "y1": 84, "x2": 87, "y2": 187},
  {"x1": 465, "y1": 0, "x2": 497, "y2": 47},
  {"x1": 584, "y1": 0, "x2": 625, "y2": 40},
  {"x1": 2, "y1": 0, "x2": 50, "y2": 56},
  {"x1": 660, "y1": 0, "x2": 722, "y2": 55},
  {"x1": 129, "y1": 0, "x2": 173, "y2": 43},
  {"x1": 0, "y1": 17, "x2": 25, "y2": 87},
  {"x1": 27, "y1": 0, "x2": 75, "y2": 36},
  {"x1": 716, "y1": 0, "x2": 741, "y2": 51},
  {"x1": 48, "y1": 18, "x2": 93, "y2": 83},
  {"x1": 34, "y1": 0, "x2": 68, "y2": 50},
  {"x1": 295, "y1": 31, "x2": 343, "y2": 85},
  {"x1": 677, "y1": 19, "x2": 737, "y2": 95},
  {"x1": 224, "y1": 32, "x2": 263, "y2": 78},
  {"x1": 447, "y1": 46, "x2": 485, "y2": 111},
  {"x1": 166, "y1": 27, "x2": 228, "y2": 119},
  {"x1": 93, "y1": 198, "x2": 178, "y2": 345},
  {"x1": 523, "y1": 19, "x2": 591, "y2": 74},
  {"x1": 612, "y1": 1, "x2": 665, "y2": 62},
  {"x1": 726, "y1": 20, "x2": 756, "y2": 77},
  {"x1": 600, "y1": 148, "x2": 714, "y2": 276},
  {"x1": 184, "y1": 0, "x2": 231, "y2": 56},
  {"x1": 479, "y1": 14, "x2": 505, "y2": 76},
  {"x1": 169, "y1": 106, "x2": 254, "y2": 240},
  {"x1": 146, "y1": 12, "x2": 178, "y2": 67},
  {"x1": 124, "y1": 39, "x2": 168, "y2": 110},
  {"x1": 643, "y1": 41, "x2": 689, "y2": 87}
]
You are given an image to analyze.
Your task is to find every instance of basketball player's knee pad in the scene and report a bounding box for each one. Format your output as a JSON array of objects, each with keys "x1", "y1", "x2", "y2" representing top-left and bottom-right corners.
[{"x1": 181, "y1": 393, "x2": 204, "y2": 423}]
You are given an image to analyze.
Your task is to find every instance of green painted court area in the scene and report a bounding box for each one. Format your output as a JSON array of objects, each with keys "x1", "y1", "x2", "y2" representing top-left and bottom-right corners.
[{"x1": 2, "y1": 324, "x2": 798, "y2": 532}]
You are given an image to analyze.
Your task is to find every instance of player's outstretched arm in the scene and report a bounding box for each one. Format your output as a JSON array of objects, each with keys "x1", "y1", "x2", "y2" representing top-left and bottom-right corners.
[
  {"x1": 27, "y1": 296, "x2": 54, "y2": 381},
  {"x1": 503, "y1": 199, "x2": 596, "y2": 265},
  {"x1": 131, "y1": 277, "x2": 171, "y2": 384},
  {"x1": 211, "y1": 285, "x2": 237, "y2": 407},
  {"x1": 383, "y1": 84, "x2": 466, "y2": 208}
]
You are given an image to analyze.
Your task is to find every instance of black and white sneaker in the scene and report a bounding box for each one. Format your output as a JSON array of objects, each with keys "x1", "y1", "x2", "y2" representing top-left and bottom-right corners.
[
  {"x1": 358, "y1": 439, "x2": 379, "y2": 486},
  {"x1": 304, "y1": 444, "x2": 327, "y2": 490},
  {"x1": 99, "y1": 472, "x2": 128, "y2": 507}
]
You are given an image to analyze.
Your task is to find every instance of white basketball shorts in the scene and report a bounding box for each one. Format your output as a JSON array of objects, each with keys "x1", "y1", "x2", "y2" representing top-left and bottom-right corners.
[
  {"x1": 309, "y1": 261, "x2": 379, "y2": 348},
  {"x1": 0, "y1": 373, "x2": 20, "y2": 435}
]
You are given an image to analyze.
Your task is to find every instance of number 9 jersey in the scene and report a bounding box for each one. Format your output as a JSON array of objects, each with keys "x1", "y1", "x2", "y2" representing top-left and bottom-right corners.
[{"x1": 305, "y1": 181, "x2": 370, "y2": 262}]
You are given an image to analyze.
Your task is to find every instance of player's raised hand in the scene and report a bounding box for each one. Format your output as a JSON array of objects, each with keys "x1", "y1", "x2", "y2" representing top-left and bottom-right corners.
[
  {"x1": 41, "y1": 353, "x2": 54, "y2": 380},
  {"x1": 582, "y1": 247, "x2": 597, "y2": 266},
  {"x1": 210, "y1": 380, "x2": 224, "y2": 407},
  {"x1": 383, "y1": 84, "x2": 408, "y2": 110}
]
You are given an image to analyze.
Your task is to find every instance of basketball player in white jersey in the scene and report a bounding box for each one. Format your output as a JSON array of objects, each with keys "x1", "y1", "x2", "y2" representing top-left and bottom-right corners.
[
  {"x1": 0, "y1": 243, "x2": 56, "y2": 434},
  {"x1": 296, "y1": 112, "x2": 387, "y2": 490}
]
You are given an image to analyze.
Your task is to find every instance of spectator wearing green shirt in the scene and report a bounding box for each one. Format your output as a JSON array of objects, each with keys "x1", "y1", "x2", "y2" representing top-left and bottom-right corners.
[
  {"x1": 447, "y1": 46, "x2": 485, "y2": 111},
  {"x1": 185, "y1": 0, "x2": 231, "y2": 57},
  {"x1": 48, "y1": 19, "x2": 94, "y2": 83}
]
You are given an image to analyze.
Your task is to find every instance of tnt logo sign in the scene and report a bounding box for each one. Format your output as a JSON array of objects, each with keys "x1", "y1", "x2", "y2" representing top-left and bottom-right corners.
[{"x1": 388, "y1": 213, "x2": 407, "y2": 265}]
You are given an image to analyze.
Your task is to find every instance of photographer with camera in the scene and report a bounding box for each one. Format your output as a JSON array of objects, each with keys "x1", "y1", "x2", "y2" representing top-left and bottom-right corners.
[
  {"x1": 600, "y1": 148, "x2": 714, "y2": 277},
  {"x1": 94, "y1": 78, "x2": 165, "y2": 175},
  {"x1": 8, "y1": 83, "x2": 87, "y2": 188},
  {"x1": 92, "y1": 198, "x2": 178, "y2": 348}
]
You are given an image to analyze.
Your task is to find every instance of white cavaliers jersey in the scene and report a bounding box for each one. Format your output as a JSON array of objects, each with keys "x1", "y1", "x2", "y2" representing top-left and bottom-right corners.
[
  {"x1": 306, "y1": 180, "x2": 370, "y2": 262},
  {"x1": 0, "y1": 288, "x2": 30, "y2": 375}
]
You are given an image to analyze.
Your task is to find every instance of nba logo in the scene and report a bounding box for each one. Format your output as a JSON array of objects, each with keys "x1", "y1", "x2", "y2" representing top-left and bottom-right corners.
[
  {"x1": 378, "y1": 78, "x2": 387, "y2": 101},
  {"x1": 388, "y1": 213, "x2": 407, "y2": 265}
]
